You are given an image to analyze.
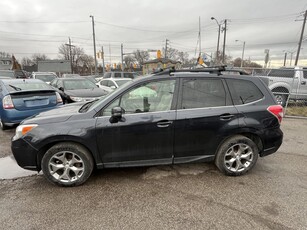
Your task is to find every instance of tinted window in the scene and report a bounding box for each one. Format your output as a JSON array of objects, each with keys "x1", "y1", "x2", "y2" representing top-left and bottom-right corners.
[
  {"x1": 123, "y1": 73, "x2": 134, "y2": 79},
  {"x1": 181, "y1": 79, "x2": 226, "y2": 109},
  {"x1": 114, "y1": 73, "x2": 122, "y2": 78},
  {"x1": 226, "y1": 79, "x2": 263, "y2": 105},
  {"x1": 268, "y1": 69, "x2": 294, "y2": 78}
]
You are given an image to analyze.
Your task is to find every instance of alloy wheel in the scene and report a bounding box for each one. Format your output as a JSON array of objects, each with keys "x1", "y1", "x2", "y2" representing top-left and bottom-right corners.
[
  {"x1": 224, "y1": 143, "x2": 254, "y2": 172},
  {"x1": 48, "y1": 151, "x2": 85, "y2": 183}
]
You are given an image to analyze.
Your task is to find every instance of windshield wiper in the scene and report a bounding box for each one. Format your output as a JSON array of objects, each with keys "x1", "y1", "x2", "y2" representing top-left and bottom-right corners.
[
  {"x1": 79, "y1": 99, "x2": 99, "y2": 113},
  {"x1": 8, "y1": 84, "x2": 22, "y2": 91}
]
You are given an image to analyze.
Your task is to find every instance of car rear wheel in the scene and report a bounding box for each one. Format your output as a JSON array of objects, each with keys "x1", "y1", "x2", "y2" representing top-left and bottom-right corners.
[
  {"x1": 274, "y1": 94, "x2": 288, "y2": 107},
  {"x1": 215, "y1": 135, "x2": 258, "y2": 176},
  {"x1": 42, "y1": 142, "x2": 94, "y2": 186}
]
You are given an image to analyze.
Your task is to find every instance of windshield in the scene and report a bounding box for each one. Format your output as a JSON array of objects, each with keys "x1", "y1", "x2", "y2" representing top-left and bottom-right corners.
[
  {"x1": 6, "y1": 82, "x2": 52, "y2": 92},
  {"x1": 115, "y1": 79, "x2": 131, "y2": 87},
  {"x1": 0, "y1": 71, "x2": 14, "y2": 78},
  {"x1": 36, "y1": 75, "x2": 56, "y2": 82},
  {"x1": 64, "y1": 79, "x2": 97, "y2": 90}
]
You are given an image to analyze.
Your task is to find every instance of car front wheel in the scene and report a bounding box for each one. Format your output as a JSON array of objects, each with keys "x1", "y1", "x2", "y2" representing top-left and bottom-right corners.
[
  {"x1": 215, "y1": 135, "x2": 258, "y2": 176},
  {"x1": 42, "y1": 142, "x2": 94, "y2": 186}
]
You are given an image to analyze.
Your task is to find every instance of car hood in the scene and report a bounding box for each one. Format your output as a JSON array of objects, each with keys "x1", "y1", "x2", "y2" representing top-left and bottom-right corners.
[
  {"x1": 65, "y1": 88, "x2": 107, "y2": 97},
  {"x1": 22, "y1": 102, "x2": 84, "y2": 125}
]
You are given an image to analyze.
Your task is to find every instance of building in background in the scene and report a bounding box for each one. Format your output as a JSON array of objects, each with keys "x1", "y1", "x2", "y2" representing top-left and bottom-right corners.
[
  {"x1": 0, "y1": 58, "x2": 12, "y2": 70},
  {"x1": 38, "y1": 60, "x2": 71, "y2": 76},
  {"x1": 143, "y1": 58, "x2": 181, "y2": 75}
]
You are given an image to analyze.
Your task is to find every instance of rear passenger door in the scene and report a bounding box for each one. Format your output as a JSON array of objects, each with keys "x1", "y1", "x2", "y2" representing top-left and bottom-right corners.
[{"x1": 174, "y1": 77, "x2": 239, "y2": 163}]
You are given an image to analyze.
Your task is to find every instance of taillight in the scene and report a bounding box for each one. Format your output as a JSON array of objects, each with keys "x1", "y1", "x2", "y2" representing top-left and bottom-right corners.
[
  {"x1": 267, "y1": 105, "x2": 284, "y2": 123},
  {"x1": 55, "y1": 92, "x2": 63, "y2": 104},
  {"x1": 3, "y1": 95, "x2": 14, "y2": 109}
]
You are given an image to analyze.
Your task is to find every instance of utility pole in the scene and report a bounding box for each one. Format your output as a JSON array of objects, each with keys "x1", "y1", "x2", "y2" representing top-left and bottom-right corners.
[
  {"x1": 102, "y1": 46, "x2": 105, "y2": 74},
  {"x1": 164, "y1": 39, "x2": 169, "y2": 59},
  {"x1": 283, "y1": 52, "x2": 287, "y2": 66},
  {"x1": 121, "y1": 43, "x2": 124, "y2": 71},
  {"x1": 222, "y1": 19, "x2": 227, "y2": 64},
  {"x1": 199, "y1": 16, "x2": 201, "y2": 58},
  {"x1": 90, "y1": 15, "x2": 98, "y2": 74},
  {"x1": 295, "y1": 10, "x2": 307, "y2": 66},
  {"x1": 65, "y1": 37, "x2": 74, "y2": 74}
]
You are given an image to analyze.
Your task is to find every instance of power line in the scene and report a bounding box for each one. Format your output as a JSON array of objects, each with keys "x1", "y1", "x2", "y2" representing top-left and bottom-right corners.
[{"x1": 0, "y1": 20, "x2": 88, "y2": 24}]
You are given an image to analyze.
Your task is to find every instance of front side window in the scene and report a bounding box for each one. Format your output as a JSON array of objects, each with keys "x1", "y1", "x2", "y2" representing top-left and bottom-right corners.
[
  {"x1": 226, "y1": 79, "x2": 264, "y2": 105},
  {"x1": 103, "y1": 79, "x2": 175, "y2": 116},
  {"x1": 114, "y1": 73, "x2": 122, "y2": 78},
  {"x1": 181, "y1": 79, "x2": 226, "y2": 109}
]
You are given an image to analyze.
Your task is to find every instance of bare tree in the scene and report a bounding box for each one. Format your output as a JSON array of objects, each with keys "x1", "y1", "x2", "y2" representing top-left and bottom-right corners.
[
  {"x1": 133, "y1": 50, "x2": 149, "y2": 66},
  {"x1": 124, "y1": 55, "x2": 136, "y2": 69},
  {"x1": 58, "y1": 44, "x2": 86, "y2": 72},
  {"x1": 21, "y1": 57, "x2": 34, "y2": 66},
  {"x1": 31, "y1": 53, "x2": 49, "y2": 63}
]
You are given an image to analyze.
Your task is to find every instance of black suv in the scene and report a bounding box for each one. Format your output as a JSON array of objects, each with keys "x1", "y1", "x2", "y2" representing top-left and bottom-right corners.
[{"x1": 11, "y1": 68, "x2": 283, "y2": 186}]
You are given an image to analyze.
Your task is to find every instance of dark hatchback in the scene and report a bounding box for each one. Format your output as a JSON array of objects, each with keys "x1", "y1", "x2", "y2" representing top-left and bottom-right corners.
[
  {"x1": 11, "y1": 70, "x2": 283, "y2": 186},
  {"x1": 50, "y1": 77, "x2": 108, "y2": 103}
]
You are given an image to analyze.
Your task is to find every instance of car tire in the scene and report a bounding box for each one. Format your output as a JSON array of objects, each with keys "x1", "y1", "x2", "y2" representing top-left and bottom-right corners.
[
  {"x1": 215, "y1": 135, "x2": 259, "y2": 176},
  {"x1": 274, "y1": 93, "x2": 288, "y2": 107},
  {"x1": 0, "y1": 118, "x2": 8, "y2": 131},
  {"x1": 41, "y1": 142, "x2": 94, "y2": 187}
]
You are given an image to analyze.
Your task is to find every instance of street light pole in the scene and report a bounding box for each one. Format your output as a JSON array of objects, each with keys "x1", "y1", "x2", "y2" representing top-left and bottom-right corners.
[
  {"x1": 211, "y1": 17, "x2": 221, "y2": 64},
  {"x1": 222, "y1": 19, "x2": 227, "y2": 64},
  {"x1": 90, "y1": 15, "x2": 98, "y2": 74},
  {"x1": 235, "y1": 40, "x2": 246, "y2": 68}
]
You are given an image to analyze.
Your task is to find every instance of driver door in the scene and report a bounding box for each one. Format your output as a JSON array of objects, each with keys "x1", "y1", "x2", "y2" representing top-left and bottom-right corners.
[{"x1": 95, "y1": 79, "x2": 177, "y2": 167}]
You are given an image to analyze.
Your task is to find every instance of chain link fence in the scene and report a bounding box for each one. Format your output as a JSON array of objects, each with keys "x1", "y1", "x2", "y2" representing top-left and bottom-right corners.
[{"x1": 246, "y1": 67, "x2": 307, "y2": 118}]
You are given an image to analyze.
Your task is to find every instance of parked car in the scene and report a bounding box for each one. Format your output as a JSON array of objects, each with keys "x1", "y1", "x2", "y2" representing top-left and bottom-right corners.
[
  {"x1": 62, "y1": 74, "x2": 81, "y2": 78},
  {"x1": 50, "y1": 77, "x2": 108, "y2": 103},
  {"x1": 256, "y1": 66, "x2": 307, "y2": 106},
  {"x1": 0, "y1": 70, "x2": 28, "y2": 79},
  {"x1": 31, "y1": 72, "x2": 58, "y2": 84},
  {"x1": 0, "y1": 79, "x2": 63, "y2": 130},
  {"x1": 103, "y1": 71, "x2": 139, "y2": 79},
  {"x1": 97, "y1": 78, "x2": 132, "y2": 93},
  {"x1": 11, "y1": 68, "x2": 283, "y2": 186}
]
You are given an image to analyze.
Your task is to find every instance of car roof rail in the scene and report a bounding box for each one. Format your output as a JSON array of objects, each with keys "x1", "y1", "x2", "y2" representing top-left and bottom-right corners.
[{"x1": 151, "y1": 65, "x2": 249, "y2": 76}]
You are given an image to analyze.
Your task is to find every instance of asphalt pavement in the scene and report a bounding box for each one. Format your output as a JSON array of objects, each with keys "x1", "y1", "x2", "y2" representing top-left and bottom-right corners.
[{"x1": 0, "y1": 118, "x2": 306, "y2": 229}]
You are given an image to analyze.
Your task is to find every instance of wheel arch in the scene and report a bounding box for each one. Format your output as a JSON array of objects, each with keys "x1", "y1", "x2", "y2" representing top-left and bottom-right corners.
[
  {"x1": 215, "y1": 132, "x2": 264, "y2": 159},
  {"x1": 37, "y1": 140, "x2": 98, "y2": 171}
]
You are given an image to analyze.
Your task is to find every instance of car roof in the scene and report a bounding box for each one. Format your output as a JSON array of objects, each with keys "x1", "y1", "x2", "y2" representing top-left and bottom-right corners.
[
  {"x1": 0, "y1": 79, "x2": 45, "y2": 84},
  {"x1": 105, "y1": 78, "x2": 131, "y2": 81}
]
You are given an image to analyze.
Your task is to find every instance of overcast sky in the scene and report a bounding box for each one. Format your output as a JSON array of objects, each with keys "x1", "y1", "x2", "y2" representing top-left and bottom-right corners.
[{"x1": 0, "y1": 0, "x2": 307, "y2": 66}]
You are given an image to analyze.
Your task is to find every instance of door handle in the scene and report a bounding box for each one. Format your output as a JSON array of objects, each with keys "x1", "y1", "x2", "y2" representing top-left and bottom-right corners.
[
  {"x1": 157, "y1": 120, "x2": 173, "y2": 128},
  {"x1": 220, "y1": 114, "x2": 235, "y2": 121}
]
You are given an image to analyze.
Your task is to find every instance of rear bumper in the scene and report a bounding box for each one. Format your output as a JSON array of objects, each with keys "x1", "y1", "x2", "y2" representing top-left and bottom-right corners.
[
  {"x1": 11, "y1": 138, "x2": 40, "y2": 171},
  {"x1": 1, "y1": 105, "x2": 60, "y2": 126},
  {"x1": 260, "y1": 128, "x2": 283, "y2": 157}
]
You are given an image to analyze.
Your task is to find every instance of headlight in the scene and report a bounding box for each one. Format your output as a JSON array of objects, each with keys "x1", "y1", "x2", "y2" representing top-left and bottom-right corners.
[
  {"x1": 13, "y1": 124, "x2": 38, "y2": 140},
  {"x1": 70, "y1": 96, "x2": 84, "y2": 102}
]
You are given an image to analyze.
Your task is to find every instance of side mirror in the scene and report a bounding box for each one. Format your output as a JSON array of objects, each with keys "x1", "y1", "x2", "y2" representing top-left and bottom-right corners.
[
  {"x1": 59, "y1": 87, "x2": 64, "y2": 91},
  {"x1": 110, "y1": 86, "x2": 116, "y2": 90},
  {"x1": 110, "y1": 107, "x2": 125, "y2": 123}
]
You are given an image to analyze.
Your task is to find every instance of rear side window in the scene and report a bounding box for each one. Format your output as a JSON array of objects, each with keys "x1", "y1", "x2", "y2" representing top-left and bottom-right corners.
[
  {"x1": 268, "y1": 69, "x2": 294, "y2": 78},
  {"x1": 181, "y1": 79, "x2": 226, "y2": 109},
  {"x1": 226, "y1": 79, "x2": 263, "y2": 105},
  {"x1": 114, "y1": 73, "x2": 121, "y2": 78}
]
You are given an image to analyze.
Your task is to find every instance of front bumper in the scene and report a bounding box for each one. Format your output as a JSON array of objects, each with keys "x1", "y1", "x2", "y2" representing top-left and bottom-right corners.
[{"x1": 11, "y1": 138, "x2": 40, "y2": 171}]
